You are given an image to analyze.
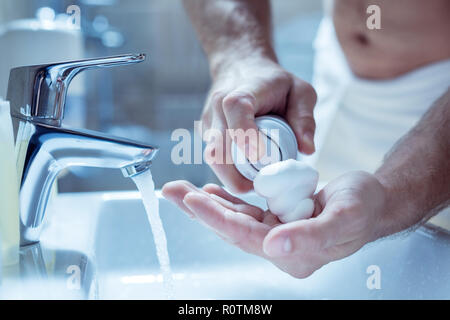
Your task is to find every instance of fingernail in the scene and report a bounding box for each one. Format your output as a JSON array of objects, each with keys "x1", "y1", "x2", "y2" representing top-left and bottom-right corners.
[
  {"x1": 303, "y1": 132, "x2": 315, "y2": 152},
  {"x1": 182, "y1": 192, "x2": 195, "y2": 207},
  {"x1": 182, "y1": 193, "x2": 196, "y2": 218},
  {"x1": 284, "y1": 237, "x2": 293, "y2": 252},
  {"x1": 265, "y1": 236, "x2": 292, "y2": 257}
]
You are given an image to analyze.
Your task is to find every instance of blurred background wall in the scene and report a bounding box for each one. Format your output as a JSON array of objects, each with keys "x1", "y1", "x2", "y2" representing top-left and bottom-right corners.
[{"x1": 0, "y1": 0, "x2": 322, "y2": 191}]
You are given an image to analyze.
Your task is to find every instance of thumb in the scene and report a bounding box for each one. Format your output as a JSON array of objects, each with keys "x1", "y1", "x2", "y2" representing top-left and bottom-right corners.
[{"x1": 263, "y1": 215, "x2": 335, "y2": 257}]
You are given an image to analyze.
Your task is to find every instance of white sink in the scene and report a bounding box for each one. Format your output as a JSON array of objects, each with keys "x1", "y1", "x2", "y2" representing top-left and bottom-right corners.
[{"x1": 6, "y1": 190, "x2": 450, "y2": 299}]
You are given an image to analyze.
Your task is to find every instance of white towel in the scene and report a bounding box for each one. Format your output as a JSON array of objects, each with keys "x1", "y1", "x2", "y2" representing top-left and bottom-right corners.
[
  {"x1": 308, "y1": 17, "x2": 450, "y2": 180},
  {"x1": 306, "y1": 17, "x2": 450, "y2": 229}
]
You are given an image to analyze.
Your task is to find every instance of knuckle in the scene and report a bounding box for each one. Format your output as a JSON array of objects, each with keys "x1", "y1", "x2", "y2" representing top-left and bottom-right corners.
[
  {"x1": 290, "y1": 225, "x2": 324, "y2": 252},
  {"x1": 333, "y1": 200, "x2": 363, "y2": 221},
  {"x1": 210, "y1": 90, "x2": 226, "y2": 104},
  {"x1": 200, "y1": 111, "x2": 210, "y2": 127},
  {"x1": 295, "y1": 80, "x2": 317, "y2": 106},
  {"x1": 349, "y1": 199, "x2": 364, "y2": 213},
  {"x1": 208, "y1": 91, "x2": 227, "y2": 112},
  {"x1": 333, "y1": 204, "x2": 350, "y2": 217},
  {"x1": 273, "y1": 70, "x2": 292, "y2": 84},
  {"x1": 200, "y1": 110, "x2": 208, "y2": 121},
  {"x1": 222, "y1": 92, "x2": 255, "y2": 113},
  {"x1": 298, "y1": 114, "x2": 316, "y2": 132},
  {"x1": 205, "y1": 90, "x2": 226, "y2": 110},
  {"x1": 306, "y1": 229, "x2": 326, "y2": 251}
]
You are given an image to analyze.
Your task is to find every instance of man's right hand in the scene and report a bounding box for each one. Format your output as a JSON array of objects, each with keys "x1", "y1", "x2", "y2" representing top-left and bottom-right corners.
[
  {"x1": 183, "y1": 0, "x2": 317, "y2": 193},
  {"x1": 201, "y1": 57, "x2": 317, "y2": 193}
]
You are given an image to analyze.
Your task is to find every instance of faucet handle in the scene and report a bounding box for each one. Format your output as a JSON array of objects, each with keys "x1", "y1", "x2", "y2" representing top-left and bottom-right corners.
[{"x1": 7, "y1": 53, "x2": 146, "y2": 126}]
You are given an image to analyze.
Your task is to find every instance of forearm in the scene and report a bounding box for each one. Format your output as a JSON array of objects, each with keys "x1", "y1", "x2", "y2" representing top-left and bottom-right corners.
[
  {"x1": 375, "y1": 88, "x2": 450, "y2": 235},
  {"x1": 183, "y1": 0, "x2": 277, "y2": 78}
]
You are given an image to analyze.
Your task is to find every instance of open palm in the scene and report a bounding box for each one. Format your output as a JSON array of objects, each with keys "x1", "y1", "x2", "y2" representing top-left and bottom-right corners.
[{"x1": 162, "y1": 171, "x2": 388, "y2": 278}]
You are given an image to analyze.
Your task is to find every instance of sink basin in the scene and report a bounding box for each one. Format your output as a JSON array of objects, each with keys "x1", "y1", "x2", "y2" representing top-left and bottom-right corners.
[
  {"x1": 94, "y1": 192, "x2": 450, "y2": 299},
  {"x1": 4, "y1": 190, "x2": 450, "y2": 299}
]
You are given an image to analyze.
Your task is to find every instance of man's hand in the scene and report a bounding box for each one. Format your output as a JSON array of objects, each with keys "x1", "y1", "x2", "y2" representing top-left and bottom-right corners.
[
  {"x1": 202, "y1": 59, "x2": 317, "y2": 193},
  {"x1": 162, "y1": 171, "x2": 388, "y2": 278},
  {"x1": 184, "y1": 0, "x2": 317, "y2": 193}
]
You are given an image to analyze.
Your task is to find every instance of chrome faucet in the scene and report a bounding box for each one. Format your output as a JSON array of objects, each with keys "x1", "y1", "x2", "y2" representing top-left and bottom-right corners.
[{"x1": 6, "y1": 54, "x2": 158, "y2": 246}]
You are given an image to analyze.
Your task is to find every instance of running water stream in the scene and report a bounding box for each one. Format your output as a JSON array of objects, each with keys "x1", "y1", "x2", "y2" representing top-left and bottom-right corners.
[{"x1": 131, "y1": 169, "x2": 173, "y2": 298}]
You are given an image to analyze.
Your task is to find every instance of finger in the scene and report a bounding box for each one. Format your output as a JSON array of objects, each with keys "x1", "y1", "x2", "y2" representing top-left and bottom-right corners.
[
  {"x1": 202, "y1": 184, "x2": 263, "y2": 220},
  {"x1": 285, "y1": 80, "x2": 317, "y2": 155},
  {"x1": 222, "y1": 90, "x2": 266, "y2": 161},
  {"x1": 168, "y1": 185, "x2": 259, "y2": 242},
  {"x1": 183, "y1": 192, "x2": 270, "y2": 255},
  {"x1": 202, "y1": 183, "x2": 247, "y2": 204},
  {"x1": 203, "y1": 89, "x2": 233, "y2": 167},
  {"x1": 261, "y1": 210, "x2": 282, "y2": 227},
  {"x1": 203, "y1": 95, "x2": 254, "y2": 194},
  {"x1": 263, "y1": 204, "x2": 357, "y2": 257},
  {"x1": 201, "y1": 90, "x2": 227, "y2": 133},
  {"x1": 203, "y1": 183, "x2": 279, "y2": 225},
  {"x1": 205, "y1": 143, "x2": 254, "y2": 194},
  {"x1": 312, "y1": 196, "x2": 324, "y2": 218},
  {"x1": 162, "y1": 180, "x2": 206, "y2": 218}
]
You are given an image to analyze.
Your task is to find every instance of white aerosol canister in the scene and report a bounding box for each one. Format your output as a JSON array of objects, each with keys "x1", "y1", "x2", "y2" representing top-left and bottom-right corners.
[
  {"x1": 231, "y1": 115, "x2": 319, "y2": 223},
  {"x1": 231, "y1": 115, "x2": 298, "y2": 181}
]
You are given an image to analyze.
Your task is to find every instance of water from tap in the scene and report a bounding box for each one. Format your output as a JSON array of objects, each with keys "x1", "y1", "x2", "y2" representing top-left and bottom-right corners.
[{"x1": 131, "y1": 169, "x2": 173, "y2": 299}]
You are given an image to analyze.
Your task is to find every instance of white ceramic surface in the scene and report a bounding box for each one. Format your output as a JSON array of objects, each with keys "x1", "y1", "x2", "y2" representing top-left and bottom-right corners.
[{"x1": 5, "y1": 190, "x2": 447, "y2": 299}]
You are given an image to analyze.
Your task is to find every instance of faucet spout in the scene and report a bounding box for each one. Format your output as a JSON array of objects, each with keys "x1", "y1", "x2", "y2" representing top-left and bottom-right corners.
[
  {"x1": 6, "y1": 54, "x2": 156, "y2": 246},
  {"x1": 18, "y1": 123, "x2": 158, "y2": 246},
  {"x1": 121, "y1": 161, "x2": 153, "y2": 178}
]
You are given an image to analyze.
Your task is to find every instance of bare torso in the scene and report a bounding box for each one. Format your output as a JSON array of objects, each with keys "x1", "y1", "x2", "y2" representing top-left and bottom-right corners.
[{"x1": 333, "y1": 0, "x2": 450, "y2": 79}]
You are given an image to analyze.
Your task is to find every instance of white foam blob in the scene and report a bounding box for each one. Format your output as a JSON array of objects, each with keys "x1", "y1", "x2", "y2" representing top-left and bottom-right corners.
[{"x1": 254, "y1": 159, "x2": 319, "y2": 223}]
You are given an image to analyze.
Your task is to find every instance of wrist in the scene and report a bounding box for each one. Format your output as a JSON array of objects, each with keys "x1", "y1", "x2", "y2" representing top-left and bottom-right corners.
[
  {"x1": 209, "y1": 43, "x2": 278, "y2": 80},
  {"x1": 374, "y1": 170, "x2": 418, "y2": 237},
  {"x1": 373, "y1": 173, "x2": 399, "y2": 237}
]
